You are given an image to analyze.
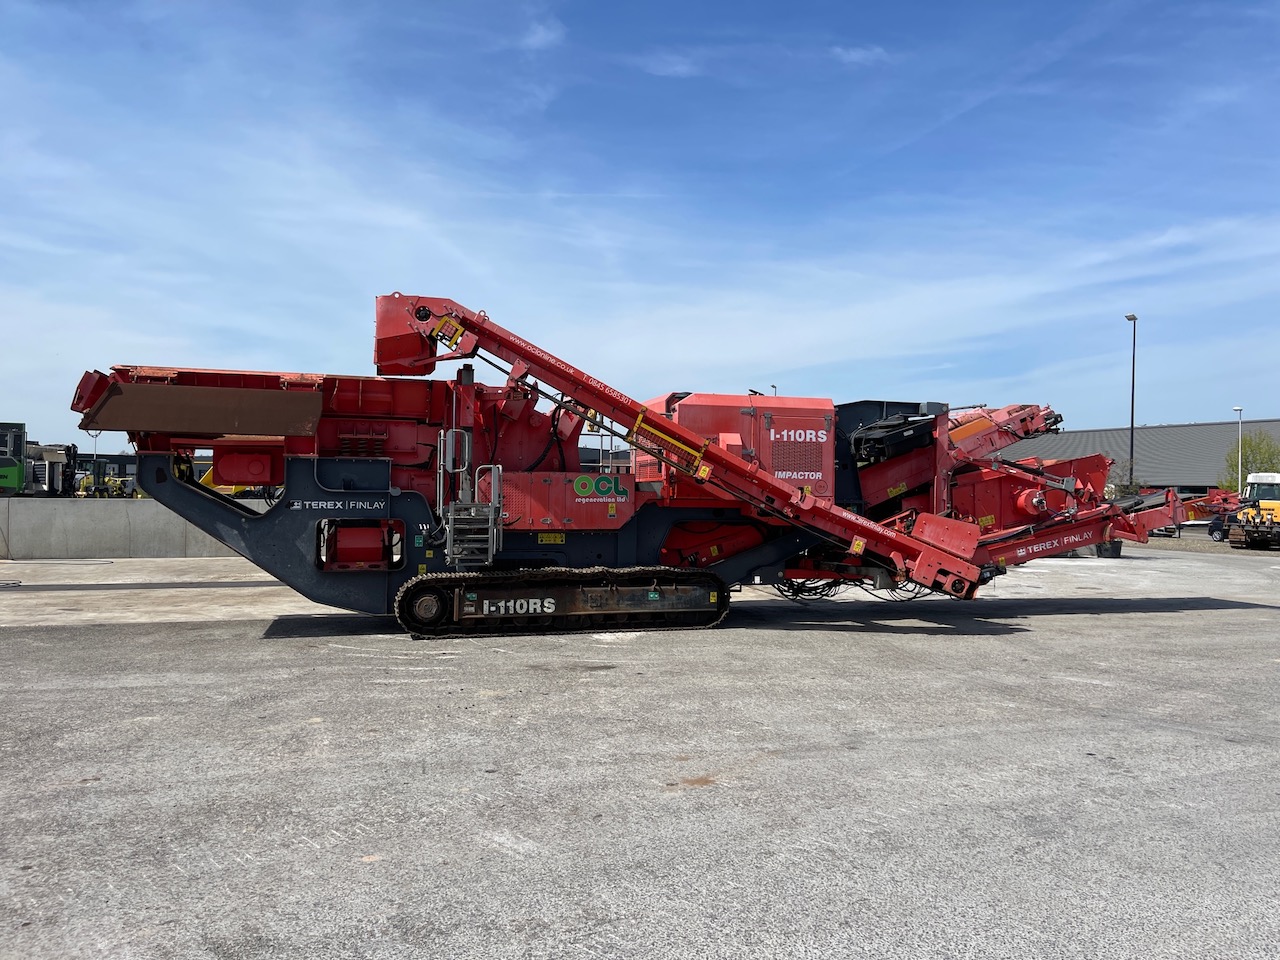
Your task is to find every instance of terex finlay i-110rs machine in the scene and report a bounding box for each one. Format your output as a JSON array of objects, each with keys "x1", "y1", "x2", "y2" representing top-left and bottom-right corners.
[{"x1": 71, "y1": 293, "x2": 1184, "y2": 637}]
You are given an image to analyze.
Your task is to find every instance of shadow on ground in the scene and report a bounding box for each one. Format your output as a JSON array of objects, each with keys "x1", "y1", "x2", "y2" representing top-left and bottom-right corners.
[
  {"x1": 261, "y1": 614, "x2": 400, "y2": 639},
  {"x1": 726, "y1": 595, "x2": 1275, "y2": 637},
  {"x1": 255, "y1": 595, "x2": 1274, "y2": 642}
]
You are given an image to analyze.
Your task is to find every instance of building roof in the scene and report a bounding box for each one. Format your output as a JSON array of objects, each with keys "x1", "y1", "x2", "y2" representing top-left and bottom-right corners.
[{"x1": 1005, "y1": 418, "x2": 1280, "y2": 489}]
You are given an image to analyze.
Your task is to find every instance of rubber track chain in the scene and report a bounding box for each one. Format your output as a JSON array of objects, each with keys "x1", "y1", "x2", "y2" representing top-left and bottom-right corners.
[{"x1": 393, "y1": 565, "x2": 730, "y2": 640}]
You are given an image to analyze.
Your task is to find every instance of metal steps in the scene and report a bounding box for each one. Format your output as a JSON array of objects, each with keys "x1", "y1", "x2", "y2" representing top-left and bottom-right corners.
[{"x1": 444, "y1": 501, "x2": 503, "y2": 568}]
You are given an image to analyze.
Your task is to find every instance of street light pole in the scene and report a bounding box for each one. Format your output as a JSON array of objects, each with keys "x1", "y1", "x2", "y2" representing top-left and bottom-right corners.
[
  {"x1": 1233, "y1": 405, "x2": 1244, "y2": 492},
  {"x1": 1125, "y1": 314, "x2": 1137, "y2": 489}
]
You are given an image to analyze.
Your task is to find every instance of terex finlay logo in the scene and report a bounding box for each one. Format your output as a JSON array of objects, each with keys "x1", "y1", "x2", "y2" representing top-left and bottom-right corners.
[
  {"x1": 288, "y1": 499, "x2": 388, "y2": 511},
  {"x1": 1014, "y1": 529, "x2": 1096, "y2": 559},
  {"x1": 572, "y1": 475, "x2": 628, "y2": 503}
]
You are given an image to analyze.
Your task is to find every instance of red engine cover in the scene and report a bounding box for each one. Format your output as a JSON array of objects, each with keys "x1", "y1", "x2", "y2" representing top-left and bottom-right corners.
[{"x1": 634, "y1": 393, "x2": 836, "y2": 497}]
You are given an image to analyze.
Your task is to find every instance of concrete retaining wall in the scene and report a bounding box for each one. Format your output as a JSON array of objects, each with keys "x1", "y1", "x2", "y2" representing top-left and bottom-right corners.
[{"x1": 0, "y1": 498, "x2": 239, "y2": 560}]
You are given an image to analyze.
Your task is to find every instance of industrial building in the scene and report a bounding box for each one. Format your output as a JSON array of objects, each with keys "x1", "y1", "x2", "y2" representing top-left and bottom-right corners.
[{"x1": 1007, "y1": 417, "x2": 1280, "y2": 493}]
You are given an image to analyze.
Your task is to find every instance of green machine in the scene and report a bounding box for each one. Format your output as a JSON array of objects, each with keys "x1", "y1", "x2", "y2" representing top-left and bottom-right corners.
[{"x1": 0, "y1": 422, "x2": 26, "y2": 497}]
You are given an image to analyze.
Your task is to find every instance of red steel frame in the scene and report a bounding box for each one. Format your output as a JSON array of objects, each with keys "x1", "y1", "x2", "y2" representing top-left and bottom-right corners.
[
  {"x1": 379, "y1": 294, "x2": 1117, "y2": 598},
  {"x1": 71, "y1": 291, "x2": 1187, "y2": 603}
]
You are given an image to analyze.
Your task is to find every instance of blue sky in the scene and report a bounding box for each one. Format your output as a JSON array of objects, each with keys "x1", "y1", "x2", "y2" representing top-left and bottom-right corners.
[{"x1": 2, "y1": 0, "x2": 1278, "y2": 447}]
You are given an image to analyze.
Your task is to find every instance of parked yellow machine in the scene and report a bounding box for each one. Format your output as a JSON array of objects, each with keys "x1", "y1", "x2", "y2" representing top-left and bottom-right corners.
[
  {"x1": 197, "y1": 465, "x2": 280, "y2": 503},
  {"x1": 1229, "y1": 472, "x2": 1280, "y2": 549},
  {"x1": 199, "y1": 466, "x2": 250, "y2": 497}
]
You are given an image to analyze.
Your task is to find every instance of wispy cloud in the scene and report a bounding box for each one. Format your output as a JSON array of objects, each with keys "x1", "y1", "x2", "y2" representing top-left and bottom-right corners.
[
  {"x1": 830, "y1": 3, "x2": 1136, "y2": 169},
  {"x1": 1154, "y1": 82, "x2": 1250, "y2": 131},
  {"x1": 829, "y1": 44, "x2": 892, "y2": 67},
  {"x1": 518, "y1": 18, "x2": 565, "y2": 51},
  {"x1": 634, "y1": 49, "x2": 703, "y2": 78},
  {"x1": 634, "y1": 41, "x2": 892, "y2": 80},
  {"x1": 1, "y1": 0, "x2": 1277, "y2": 445}
]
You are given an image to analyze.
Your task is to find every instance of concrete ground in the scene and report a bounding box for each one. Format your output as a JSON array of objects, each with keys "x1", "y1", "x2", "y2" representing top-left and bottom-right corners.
[{"x1": 1, "y1": 538, "x2": 1278, "y2": 959}]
